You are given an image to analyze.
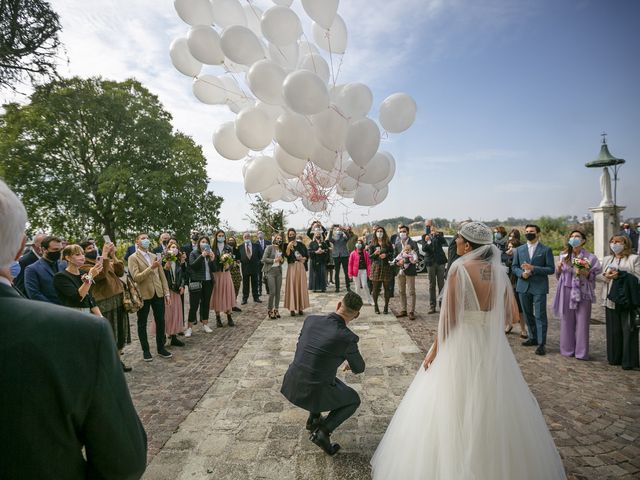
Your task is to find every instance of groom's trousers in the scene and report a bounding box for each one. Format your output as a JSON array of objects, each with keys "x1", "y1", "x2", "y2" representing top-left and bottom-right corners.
[{"x1": 315, "y1": 393, "x2": 361, "y2": 433}]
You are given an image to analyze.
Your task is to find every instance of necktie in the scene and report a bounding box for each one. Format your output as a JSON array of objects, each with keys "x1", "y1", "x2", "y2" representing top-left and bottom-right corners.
[{"x1": 246, "y1": 244, "x2": 251, "y2": 258}]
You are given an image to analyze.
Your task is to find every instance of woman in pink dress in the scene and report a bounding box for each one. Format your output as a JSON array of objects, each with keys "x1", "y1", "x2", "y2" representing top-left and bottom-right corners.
[
  {"x1": 155, "y1": 239, "x2": 185, "y2": 347},
  {"x1": 210, "y1": 229, "x2": 236, "y2": 327}
]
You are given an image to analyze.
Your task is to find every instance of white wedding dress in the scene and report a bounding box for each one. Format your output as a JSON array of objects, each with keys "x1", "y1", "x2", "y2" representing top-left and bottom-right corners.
[{"x1": 370, "y1": 246, "x2": 566, "y2": 480}]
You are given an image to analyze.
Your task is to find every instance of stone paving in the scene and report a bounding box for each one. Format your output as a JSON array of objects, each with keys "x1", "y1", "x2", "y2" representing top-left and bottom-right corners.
[{"x1": 124, "y1": 274, "x2": 640, "y2": 479}]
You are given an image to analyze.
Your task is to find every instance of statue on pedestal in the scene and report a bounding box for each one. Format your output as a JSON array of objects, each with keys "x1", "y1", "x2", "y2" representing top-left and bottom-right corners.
[{"x1": 599, "y1": 167, "x2": 613, "y2": 207}]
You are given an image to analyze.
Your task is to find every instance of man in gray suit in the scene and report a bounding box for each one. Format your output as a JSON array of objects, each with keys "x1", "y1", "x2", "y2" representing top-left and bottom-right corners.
[
  {"x1": 512, "y1": 224, "x2": 555, "y2": 356},
  {"x1": 281, "y1": 291, "x2": 365, "y2": 455}
]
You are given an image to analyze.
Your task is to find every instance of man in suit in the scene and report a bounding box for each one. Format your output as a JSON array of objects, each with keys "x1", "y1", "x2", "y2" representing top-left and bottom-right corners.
[
  {"x1": 0, "y1": 179, "x2": 147, "y2": 479},
  {"x1": 328, "y1": 225, "x2": 353, "y2": 293},
  {"x1": 619, "y1": 222, "x2": 639, "y2": 252},
  {"x1": 422, "y1": 223, "x2": 448, "y2": 314},
  {"x1": 281, "y1": 291, "x2": 365, "y2": 455},
  {"x1": 256, "y1": 231, "x2": 271, "y2": 296},
  {"x1": 128, "y1": 232, "x2": 173, "y2": 362},
  {"x1": 239, "y1": 231, "x2": 262, "y2": 304},
  {"x1": 13, "y1": 232, "x2": 45, "y2": 294},
  {"x1": 512, "y1": 224, "x2": 555, "y2": 356},
  {"x1": 182, "y1": 230, "x2": 201, "y2": 258},
  {"x1": 23, "y1": 235, "x2": 66, "y2": 303},
  {"x1": 153, "y1": 231, "x2": 171, "y2": 254}
]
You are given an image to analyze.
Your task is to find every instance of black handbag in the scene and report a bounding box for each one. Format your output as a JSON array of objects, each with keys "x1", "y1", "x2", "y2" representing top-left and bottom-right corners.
[{"x1": 188, "y1": 281, "x2": 202, "y2": 291}]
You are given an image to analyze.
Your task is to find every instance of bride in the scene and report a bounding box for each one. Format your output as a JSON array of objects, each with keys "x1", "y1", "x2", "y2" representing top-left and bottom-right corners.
[{"x1": 370, "y1": 222, "x2": 566, "y2": 480}]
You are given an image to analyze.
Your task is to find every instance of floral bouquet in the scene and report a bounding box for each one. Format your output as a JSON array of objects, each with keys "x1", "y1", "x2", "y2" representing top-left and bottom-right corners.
[
  {"x1": 572, "y1": 257, "x2": 591, "y2": 276},
  {"x1": 220, "y1": 252, "x2": 235, "y2": 270},
  {"x1": 163, "y1": 250, "x2": 178, "y2": 263}
]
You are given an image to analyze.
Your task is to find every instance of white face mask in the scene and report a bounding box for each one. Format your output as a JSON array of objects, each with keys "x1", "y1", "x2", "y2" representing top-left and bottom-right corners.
[
  {"x1": 610, "y1": 243, "x2": 624, "y2": 254},
  {"x1": 376, "y1": 232, "x2": 383, "y2": 239},
  {"x1": 399, "y1": 232, "x2": 407, "y2": 239}
]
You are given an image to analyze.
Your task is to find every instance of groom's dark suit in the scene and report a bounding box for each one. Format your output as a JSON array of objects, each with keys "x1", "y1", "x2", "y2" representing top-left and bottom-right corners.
[{"x1": 281, "y1": 312, "x2": 365, "y2": 433}]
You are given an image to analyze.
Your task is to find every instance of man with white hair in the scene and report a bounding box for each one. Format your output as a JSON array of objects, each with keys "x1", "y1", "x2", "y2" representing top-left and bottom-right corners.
[{"x1": 0, "y1": 179, "x2": 147, "y2": 478}]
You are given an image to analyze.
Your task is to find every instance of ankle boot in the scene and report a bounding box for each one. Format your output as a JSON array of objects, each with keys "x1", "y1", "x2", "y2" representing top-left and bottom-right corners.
[
  {"x1": 227, "y1": 313, "x2": 235, "y2": 326},
  {"x1": 216, "y1": 314, "x2": 223, "y2": 328},
  {"x1": 374, "y1": 300, "x2": 380, "y2": 314},
  {"x1": 383, "y1": 300, "x2": 389, "y2": 315}
]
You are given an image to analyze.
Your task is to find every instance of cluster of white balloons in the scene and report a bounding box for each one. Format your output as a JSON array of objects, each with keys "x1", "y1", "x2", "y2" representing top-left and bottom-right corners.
[{"x1": 171, "y1": 0, "x2": 417, "y2": 211}]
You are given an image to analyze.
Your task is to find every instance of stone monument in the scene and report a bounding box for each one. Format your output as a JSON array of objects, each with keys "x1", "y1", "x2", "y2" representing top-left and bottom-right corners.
[{"x1": 585, "y1": 135, "x2": 625, "y2": 260}]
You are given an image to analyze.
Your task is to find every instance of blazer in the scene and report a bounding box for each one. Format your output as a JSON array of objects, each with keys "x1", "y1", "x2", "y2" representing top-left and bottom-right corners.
[
  {"x1": 24, "y1": 257, "x2": 66, "y2": 304},
  {"x1": 281, "y1": 313, "x2": 365, "y2": 413},
  {"x1": 256, "y1": 238, "x2": 271, "y2": 256},
  {"x1": 421, "y1": 233, "x2": 448, "y2": 266},
  {"x1": 163, "y1": 262, "x2": 186, "y2": 293},
  {"x1": 188, "y1": 248, "x2": 216, "y2": 282},
  {"x1": 261, "y1": 244, "x2": 284, "y2": 275},
  {"x1": 127, "y1": 250, "x2": 169, "y2": 300},
  {"x1": 512, "y1": 242, "x2": 555, "y2": 295},
  {"x1": 0, "y1": 283, "x2": 147, "y2": 479},
  {"x1": 239, "y1": 241, "x2": 262, "y2": 273},
  {"x1": 348, "y1": 249, "x2": 371, "y2": 278},
  {"x1": 14, "y1": 248, "x2": 39, "y2": 294}
]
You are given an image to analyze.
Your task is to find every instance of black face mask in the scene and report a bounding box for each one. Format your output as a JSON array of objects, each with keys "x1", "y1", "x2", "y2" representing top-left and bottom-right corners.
[
  {"x1": 85, "y1": 250, "x2": 98, "y2": 260},
  {"x1": 274, "y1": 240, "x2": 281, "y2": 245},
  {"x1": 525, "y1": 233, "x2": 537, "y2": 241},
  {"x1": 46, "y1": 250, "x2": 61, "y2": 262},
  {"x1": 191, "y1": 235, "x2": 199, "y2": 241},
  {"x1": 162, "y1": 240, "x2": 168, "y2": 245}
]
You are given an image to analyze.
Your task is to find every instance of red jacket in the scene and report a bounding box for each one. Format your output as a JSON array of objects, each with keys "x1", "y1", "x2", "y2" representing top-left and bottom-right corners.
[{"x1": 348, "y1": 250, "x2": 371, "y2": 278}]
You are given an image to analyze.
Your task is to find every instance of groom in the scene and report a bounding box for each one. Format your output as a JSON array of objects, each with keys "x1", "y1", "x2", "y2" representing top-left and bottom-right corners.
[{"x1": 281, "y1": 291, "x2": 365, "y2": 455}]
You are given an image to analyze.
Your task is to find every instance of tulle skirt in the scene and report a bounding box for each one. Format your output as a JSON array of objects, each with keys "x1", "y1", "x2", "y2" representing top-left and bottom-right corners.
[
  {"x1": 151, "y1": 290, "x2": 183, "y2": 336},
  {"x1": 210, "y1": 271, "x2": 235, "y2": 313},
  {"x1": 370, "y1": 311, "x2": 566, "y2": 480}
]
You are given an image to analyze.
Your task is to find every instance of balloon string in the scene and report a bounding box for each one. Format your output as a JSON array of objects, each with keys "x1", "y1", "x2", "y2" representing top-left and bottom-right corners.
[{"x1": 326, "y1": 31, "x2": 336, "y2": 86}]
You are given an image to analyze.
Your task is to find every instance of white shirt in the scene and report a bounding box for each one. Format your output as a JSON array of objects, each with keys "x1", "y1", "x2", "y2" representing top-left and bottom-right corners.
[
  {"x1": 0, "y1": 276, "x2": 12, "y2": 287},
  {"x1": 527, "y1": 241, "x2": 539, "y2": 261},
  {"x1": 204, "y1": 254, "x2": 211, "y2": 281},
  {"x1": 139, "y1": 249, "x2": 153, "y2": 265}
]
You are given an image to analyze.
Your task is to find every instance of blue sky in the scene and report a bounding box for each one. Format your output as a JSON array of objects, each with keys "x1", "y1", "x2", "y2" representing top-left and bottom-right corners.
[{"x1": 10, "y1": 0, "x2": 640, "y2": 229}]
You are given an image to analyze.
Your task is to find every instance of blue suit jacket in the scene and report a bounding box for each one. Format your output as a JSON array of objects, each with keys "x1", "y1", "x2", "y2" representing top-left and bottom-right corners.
[
  {"x1": 511, "y1": 242, "x2": 554, "y2": 295},
  {"x1": 124, "y1": 245, "x2": 136, "y2": 262},
  {"x1": 24, "y1": 258, "x2": 66, "y2": 304}
]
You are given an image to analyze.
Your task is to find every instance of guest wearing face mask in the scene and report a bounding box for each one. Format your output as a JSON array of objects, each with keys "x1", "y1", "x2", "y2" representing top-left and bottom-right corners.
[
  {"x1": 24, "y1": 235, "x2": 65, "y2": 303},
  {"x1": 511, "y1": 224, "x2": 555, "y2": 356},
  {"x1": 186, "y1": 236, "x2": 216, "y2": 337},
  {"x1": 128, "y1": 233, "x2": 173, "y2": 361},
  {"x1": 284, "y1": 228, "x2": 310, "y2": 316},
  {"x1": 348, "y1": 237, "x2": 372, "y2": 305},
  {"x1": 81, "y1": 239, "x2": 132, "y2": 371},
  {"x1": 262, "y1": 233, "x2": 285, "y2": 319},
  {"x1": 493, "y1": 226, "x2": 509, "y2": 264},
  {"x1": 156, "y1": 239, "x2": 186, "y2": 346},
  {"x1": 183, "y1": 231, "x2": 201, "y2": 258},
  {"x1": 422, "y1": 223, "x2": 448, "y2": 314},
  {"x1": 153, "y1": 231, "x2": 172, "y2": 254},
  {"x1": 552, "y1": 231, "x2": 601, "y2": 360},
  {"x1": 618, "y1": 222, "x2": 639, "y2": 252},
  {"x1": 256, "y1": 231, "x2": 271, "y2": 297},
  {"x1": 227, "y1": 236, "x2": 242, "y2": 312},
  {"x1": 54, "y1": 244, "x2": 103, "y2": 316},
  {"x1": 210, "y1": 230, "x2": 236, "y2": 327},
  {"x1": 328, "y1": 225, "x2": 352, "y2": 293},
  {"x1": 368, "y1": 227, "x2": 394, "y2": 315},
  {"x1": 601, "y1": 235, "x2": 640, "y2": 370},
  {"x1": 393, "y1": 225, "x2": 419, "y2": 320},
  {"x1": 239, "y1": 232, "x2": 262, "y2": 305},
  {"x1": 306, "y1": 220, "x2": 327, "y2": 241},
  {"x1": 309, "y1": 228, "x2": 330, "y2": 293}
]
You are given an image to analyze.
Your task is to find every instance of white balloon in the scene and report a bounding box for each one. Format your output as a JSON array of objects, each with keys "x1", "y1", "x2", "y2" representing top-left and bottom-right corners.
[
  {"x1": 299, "y1": 53, "x2": 330, "y2": 83},
  {"x1": 193, "y1": 75, "x2": 226, "y2": 104},
  {"x1": 282, "y1": 70, "x2": 329, "y2": 115},
  {"x1": 280, "y1": 189, "x2": 299, "y2": 202},
  {"x1": 353, "y1": 184, "x2": 377, "y2": 206},
  {"x1": 211, "y1": 0, "x2": 247, "y2": 28},
  {"x1": 373, "y1": 185, "x2": 389, "y2": 204},
  {"x1": 315, "y1": 170, "x2": 339, "y2": 188},
  {"x1": 187, "y1": 26, "x2": 224, "y2": 65},
  {"x1": 169, "y1": 37, "x2": 202, "y2": 77},
  {"x1": 339, "y1": 175, "x2": 358, "y2": 192},
  {"x1": 261, "y1": 182, "x2": 285, "y2": 202},
  {"x1": 309, "y1": 142, "x2": 337, "y2": 171},
  {"x1": 298, "y1": 39, "x2": 321, "y2": 58},
  {"x1": 244, "y1": 156, "x2": 278, "y2": 193},
  {"x1": 358, "y1": 151, "x2": 391, "y2": 184},
  {"x1": 312, "y1": 15, "x2": 347, "y2": 54},
  {"x1": 275, "y1": 111, "x2": 315, "y2": 159},
  {"x1": 346, "y1": 161, "x2": 365, "y2": 180},
  {"x1": 278, "y1": 167, "x2": 297, "y2": 180},
  {"x1": 227, "y1": 96, "x2": 254, "y2": 114},
  {"x1": 379, "y1": 92, "x2": 417, "y2": 133},
  {"x1": 255, "y1": 100, "x2": 284, "y2": 122},
  {"x1": 243, "y1": 4, "x2": 263, "y2": 36},
  {"x1": 275, "y1": 144, "x2": 307, "y2": 176},
  {"x1": 247, "y1": 59, "x2": 286, "y2": 105},
  {"x1": 301, "y1": 197, "x2": 327, "y2": 212},
  {"x1": 334, "y1": 82, "x2": 372, "y2": 120},
  {"x1": 312, "y1": 106, "x2": 348, "y2": 151},
  {"x1": 235, "y1": 106, "x2": 274, "y2": 151},
  {"x1": 329, "y1": 83, "x2": 345, "y2": 103},
  {"x1": 273, "y1": 0, "x2": 293, "y2": 6},
  {"x1": 220, "y1": 25, "x2": 265, "y2": 66},
  {"x1": 301, "y1": 0, "x2": 339, "y2": 30},
  {"x1": 213, "y1": 122, "x2": 249, "y2": 160},
  {"x1": 174, "y1": 0, "x2": 214, "y2": 26},
  {"x1": 268, "y1": 42, "x2": 299, "y2": 70},
  {"x1": 346, "y1": 118, "x2": 380, "y2": 166},
  {"x1": 261, "y1": 6, "x2": 302, "y2": 47},
  {"x1": 223, "y1": 58, "x2": 249, "y2": 73},
  {"x1": 374, "y1": 151, "x2": 396, "y2": 189}
]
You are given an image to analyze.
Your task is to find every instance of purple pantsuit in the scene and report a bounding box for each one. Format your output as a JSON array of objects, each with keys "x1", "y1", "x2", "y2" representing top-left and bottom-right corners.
[{"x1": 552, "y1": 249, "x2": 601, "y2": 360}]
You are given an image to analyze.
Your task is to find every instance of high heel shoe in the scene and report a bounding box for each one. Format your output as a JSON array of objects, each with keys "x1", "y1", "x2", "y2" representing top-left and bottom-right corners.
[
  {"x1": 275, "y1": 309, "x2": 281, "y2": 318},
  {"x1": 505, "y1": 325, "x2": 513, "y2": 334},
  {"x1": 268, "y1": 309, "x2": 275, "y2": 319},
  {"x1": 374, "y1": 303, "x2": 380, "y2": 314}
]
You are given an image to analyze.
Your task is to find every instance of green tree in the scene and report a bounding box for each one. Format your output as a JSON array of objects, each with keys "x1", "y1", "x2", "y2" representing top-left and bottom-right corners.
[
  {"x1": 0, "y1": 76, "x2": 223, "y2": 242},
  {"x1": 245, "y1": 195, "x2": 286, "y2": 238},
  {"x1": 0, "y1": 0, "x2": 63, "y2": 91}
]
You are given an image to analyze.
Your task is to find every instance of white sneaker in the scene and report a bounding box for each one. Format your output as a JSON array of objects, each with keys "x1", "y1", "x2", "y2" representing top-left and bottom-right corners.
[
  {"x1": 203, "y1": 324, "x2": 213, "y2": 333},
  {"x1": 184, "y1": 327, "x2": 192, "y2": 337}
]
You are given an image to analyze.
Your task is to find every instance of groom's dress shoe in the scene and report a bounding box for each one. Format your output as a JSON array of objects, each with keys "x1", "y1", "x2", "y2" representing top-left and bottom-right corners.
[
  {"x1": 522, "y1": 339, "x2": 538, "y2": 347},
  {"x1": 310, "y1": 428, "x2": 341, "y2": 456},
  {"x1": 535, "y1": 345, "x2": 546, "y2": 356}
]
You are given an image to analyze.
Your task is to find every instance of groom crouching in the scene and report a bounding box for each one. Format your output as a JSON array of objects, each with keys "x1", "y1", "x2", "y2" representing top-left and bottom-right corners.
[{"x1": 281, "y1": 291, "x2": 365, "y2": 455}]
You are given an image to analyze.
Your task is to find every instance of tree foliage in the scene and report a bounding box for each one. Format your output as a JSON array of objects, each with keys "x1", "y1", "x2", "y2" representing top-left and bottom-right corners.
[
  {"x1": 245, "y1": 195, "x2": 286, "y2": 238},
  {"x1": 0, "y1": 0, "x2": 62, "y2": 91},
  {"x1": 0, "y1": 76, "x2": 223, "y2": 241}
]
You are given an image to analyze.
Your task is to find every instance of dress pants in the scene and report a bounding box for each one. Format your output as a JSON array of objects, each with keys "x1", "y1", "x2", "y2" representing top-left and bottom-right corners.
[
  {"x1": 242, "y1": 267, "x2": 259, "y2": 301},
  {"x1": 397, "y1": 273, "x2": 416, "y2": 313},
  {"x1": 311, "y1": 389, "x2": 361, "y2": 433},
  {"x1": 333, "y1": 256, "x2": 350, "y2": 291},
  {"x1": 266, "y1": 269, "x2": 282, "y2": 310},
  {"x1": 606, "y1": 307, "x2": 640, "y2": 369},
  {"x1": 188, "y1": 279, "x2": 213, "y2": 323},
  {"x1": 427, "y1": 263, "x2": 445, "y2": 307},
  {"x1": 519, "y1": 292, "x2": 548, "y2": 346},
  {"x1": 137, "y1": 294, "x2": 165, "y2": 353}
]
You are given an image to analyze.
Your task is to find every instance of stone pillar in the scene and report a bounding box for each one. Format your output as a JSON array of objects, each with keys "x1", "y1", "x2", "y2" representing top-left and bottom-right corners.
[{"x1": 589, "y1": 205, "x2": 625, "y2": 260}]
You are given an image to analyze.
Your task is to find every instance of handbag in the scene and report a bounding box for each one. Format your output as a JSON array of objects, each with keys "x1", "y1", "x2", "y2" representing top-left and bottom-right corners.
[
  {"x1": 188, "y1": 281, "x2": 202, "y2": 291},
  {"x1": 122, "y1": 272, "x2": 143, "y2": 313}
]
